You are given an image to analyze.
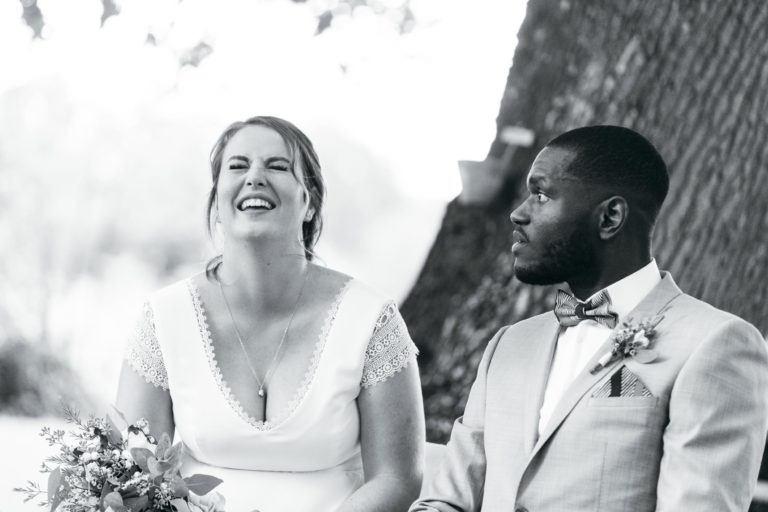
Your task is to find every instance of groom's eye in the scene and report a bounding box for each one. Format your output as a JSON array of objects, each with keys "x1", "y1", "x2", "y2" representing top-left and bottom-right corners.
[{"x1": 534, "y1": 192, "x2": 550, "y2": 203}]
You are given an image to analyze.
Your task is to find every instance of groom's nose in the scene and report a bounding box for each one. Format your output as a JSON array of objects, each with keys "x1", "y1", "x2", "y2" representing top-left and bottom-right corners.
[{"x1": 509, "y1": 201, "x2": 529, "y2": 225}]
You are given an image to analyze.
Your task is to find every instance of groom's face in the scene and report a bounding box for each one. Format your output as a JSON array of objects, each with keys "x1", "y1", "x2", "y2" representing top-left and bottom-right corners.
[{"x1": 509, "y1": 147, "x2": 598, "y2": 285}]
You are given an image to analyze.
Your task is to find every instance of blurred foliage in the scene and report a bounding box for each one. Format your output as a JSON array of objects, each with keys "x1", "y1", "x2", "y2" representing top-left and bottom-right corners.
[
  {"x1": 0, "y1": 339, "x2": 93, "y2": 417},
  {"x1": 20, "y1": 0, "x2": 416, "y2": 60}
]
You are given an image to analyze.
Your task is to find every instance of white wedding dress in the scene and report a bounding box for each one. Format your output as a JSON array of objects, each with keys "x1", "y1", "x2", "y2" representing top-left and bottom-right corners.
[{"x1": 124, "y1": 276, "x2": 418, "y2": 512}]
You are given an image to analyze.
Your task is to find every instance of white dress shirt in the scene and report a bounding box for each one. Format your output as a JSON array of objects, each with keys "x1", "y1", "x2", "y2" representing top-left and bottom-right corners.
[{"x1": 537, "y1": 259, "x2": 662, "y2": 435}]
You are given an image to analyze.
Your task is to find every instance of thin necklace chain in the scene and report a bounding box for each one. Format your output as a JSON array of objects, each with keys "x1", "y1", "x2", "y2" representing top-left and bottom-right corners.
[{"x1": 216, "y1": 266, "x2": 310, "y2": 401}]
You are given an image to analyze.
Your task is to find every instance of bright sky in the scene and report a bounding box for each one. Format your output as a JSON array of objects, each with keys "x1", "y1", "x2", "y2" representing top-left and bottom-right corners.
[{"x1": 0, "y1": 0, "x2": 527, "y2": 404}]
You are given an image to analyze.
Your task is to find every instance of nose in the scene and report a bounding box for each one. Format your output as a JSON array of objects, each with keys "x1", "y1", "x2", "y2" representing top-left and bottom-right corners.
[
  {"x1": 245, "y1": 163, "x2": 267, "y2": 187},
  {"x1": 509, "y1": 199, "x2": 529, "y2": 225}
]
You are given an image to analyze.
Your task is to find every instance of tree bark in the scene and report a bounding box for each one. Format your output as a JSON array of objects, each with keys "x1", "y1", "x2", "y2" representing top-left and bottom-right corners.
[{"x1": 402, "y1": 0, "x2": 768, "y2": 446}]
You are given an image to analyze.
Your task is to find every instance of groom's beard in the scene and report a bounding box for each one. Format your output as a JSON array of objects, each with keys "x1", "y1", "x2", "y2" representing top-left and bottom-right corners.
[{"x1": 514, "y1": 223, "x2": 596, "y2": 286}]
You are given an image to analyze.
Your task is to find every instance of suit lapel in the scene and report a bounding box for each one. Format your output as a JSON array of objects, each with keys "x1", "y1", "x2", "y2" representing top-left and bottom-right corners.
[
  {"x1": 528, "y1": 273, "x2": 683, "y2": 461},
  {"x1": 519, "y1": 315, "x2": 560, "y2": 455}
]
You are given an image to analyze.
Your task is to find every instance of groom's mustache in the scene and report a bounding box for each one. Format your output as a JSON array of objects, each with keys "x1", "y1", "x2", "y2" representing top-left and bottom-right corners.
[{"x1": 512, "y1": 229, "x2": 529, "y2": 244}]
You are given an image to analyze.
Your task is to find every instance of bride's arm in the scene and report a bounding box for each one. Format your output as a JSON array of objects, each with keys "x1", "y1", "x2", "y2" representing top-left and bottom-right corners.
[
  {"x1": 340, "y1": 302, "x2": 425, "y2": 512},
  {"x1": 116, "y1": 361, "x2": 174, "y2": 441},
  {"x1": 115, "y1": 301, "x2": 175, "y2": 440},
  {"x1": 341, "y1": 362, "x2": 425, "y2": 512}
]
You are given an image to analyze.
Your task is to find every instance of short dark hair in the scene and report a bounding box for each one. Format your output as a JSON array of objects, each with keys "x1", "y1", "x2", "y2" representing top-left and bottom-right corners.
[
  {"x1": 206, "y1": 115, "x2": 325, "y2": 260},
  {"x1": 546, "y1": 125, "x2": 669, "y2": 227}
]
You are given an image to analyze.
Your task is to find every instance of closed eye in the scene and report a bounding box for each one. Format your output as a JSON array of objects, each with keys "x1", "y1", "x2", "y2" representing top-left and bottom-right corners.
[
  {"x1": 227, "y1": 156, "x2": 250, "y2": 171},
  {"x1": 265, "y1": 157, "x2": 291, "y2": 172}
]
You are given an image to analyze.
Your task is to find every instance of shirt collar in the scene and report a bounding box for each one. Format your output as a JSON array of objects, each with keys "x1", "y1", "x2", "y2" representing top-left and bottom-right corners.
[{"x1": 593, "y1": 258, "x2": 661, "y2": 320}]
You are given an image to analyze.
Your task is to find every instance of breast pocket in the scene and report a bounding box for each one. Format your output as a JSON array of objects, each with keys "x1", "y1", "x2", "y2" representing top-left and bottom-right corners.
[{"x1": 587, "y1": 396, "x2": 659, "y2": 408}]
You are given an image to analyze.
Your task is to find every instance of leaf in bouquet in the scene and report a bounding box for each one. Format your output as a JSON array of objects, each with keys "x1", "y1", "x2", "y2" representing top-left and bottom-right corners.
[
  {"x1": 170, "y1": 475, "x2": 189, "y2": 498},
  {"x1": 48, "y1": 468, "x2": 61, "y2": 504},
  {"x1": 170, "y1": 498, "x2": 192, "y2": 512},
  {"x1": 165, "y1": 443, "x2": 184, "y2": 475},
  {"x1": 130, "y1": 448, "x2": 155, "y2": 472},
  {"x1": 123, "y1": 494, "x2": 149, "y2": 510},
  {"x1": 156, "y1": 432, "x2": 172, "y2": 459},
  {"x1": 102, "y1": 491, "x2": 125, "y2": 510},
  {"x1": 183, "y1": 474, "x2": 223, "y2": 495},
  {"x1": 148, "y1": 457, "x2": 172, "y2": 477}
]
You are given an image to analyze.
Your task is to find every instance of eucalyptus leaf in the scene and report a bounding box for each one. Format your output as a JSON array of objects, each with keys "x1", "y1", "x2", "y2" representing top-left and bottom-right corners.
[
  {"x1": 183, "y1": 474, "x2": 224, "y2": 494},
  {"x1": 171, "y1": 475, "x2": 189, "y2": 498},
  {"x1": 103, "y1": 491, "x2": 124, "y2": 509},
  {"x1": 148, "y1": 457, "x2": 172, "y2": 477},
  {"x1": 130, "y1": 448, "x2": 155, "y2": 472},
  {"x1": 156, "y1": 432, "x2": 172, "y2": 459},
  {"x1": 123, "y1": 495, "x2": 149, "y2": 510},
  {"x1": 166, "y1": 442, "x2": 184, "y2": 464},
  {"x1": 170, "y1": 498, "x2": 192, "y2": 512},
  {"x1": 47, "y1": 467, "x2": 61, "y2": 504}
]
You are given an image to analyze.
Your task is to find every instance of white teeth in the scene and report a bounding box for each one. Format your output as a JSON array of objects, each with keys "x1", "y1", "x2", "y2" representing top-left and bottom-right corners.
[{"x1": 240, "y1": 198, "x2": 274, "y2": 210}]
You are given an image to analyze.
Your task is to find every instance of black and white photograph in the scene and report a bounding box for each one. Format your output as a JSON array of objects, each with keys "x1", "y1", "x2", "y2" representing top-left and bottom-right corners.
[{"x1": 2, "y1": 1, "x2": 767, "y2": 511}]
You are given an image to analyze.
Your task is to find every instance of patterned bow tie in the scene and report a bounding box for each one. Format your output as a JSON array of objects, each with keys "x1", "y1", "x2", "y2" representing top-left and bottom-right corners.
[{"x1": 554, "y1": 289, "x2": 618, "y2": 329}]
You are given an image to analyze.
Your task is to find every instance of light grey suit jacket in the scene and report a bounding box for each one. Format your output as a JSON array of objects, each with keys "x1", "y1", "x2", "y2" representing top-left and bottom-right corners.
[{"x1": 411, "y1": 273, "x2": 768, "y2": 512}]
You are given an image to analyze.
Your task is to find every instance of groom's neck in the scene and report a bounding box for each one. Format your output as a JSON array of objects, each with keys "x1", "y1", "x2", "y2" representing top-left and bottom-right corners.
[{"x1": 568, "y1": 244, "x2": 653, "y2": 300}]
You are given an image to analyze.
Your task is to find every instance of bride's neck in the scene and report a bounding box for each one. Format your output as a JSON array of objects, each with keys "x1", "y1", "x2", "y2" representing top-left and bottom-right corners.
[{"x1": 216, "y1": 239, "x2": 309, "y2": 313}]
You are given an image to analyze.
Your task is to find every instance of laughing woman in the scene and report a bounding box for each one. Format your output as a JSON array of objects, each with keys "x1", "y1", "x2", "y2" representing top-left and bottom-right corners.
[{"x1": 116, "y1": 116, "x2": 425, "y2": 512}]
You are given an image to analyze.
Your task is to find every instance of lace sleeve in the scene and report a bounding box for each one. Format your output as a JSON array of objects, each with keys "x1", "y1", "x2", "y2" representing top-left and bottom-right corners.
[
  {"x1": 361, "y1": 302, "x2": 418, "y2": 388},
  {"x1": 124, "y1": 301, "x2": 169, "y2": 390}
]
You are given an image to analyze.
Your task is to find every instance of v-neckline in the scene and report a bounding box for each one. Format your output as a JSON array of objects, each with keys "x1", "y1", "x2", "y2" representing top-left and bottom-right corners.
[{"x1": 185, "y1": 276, "x2": 354, "y2": 431}]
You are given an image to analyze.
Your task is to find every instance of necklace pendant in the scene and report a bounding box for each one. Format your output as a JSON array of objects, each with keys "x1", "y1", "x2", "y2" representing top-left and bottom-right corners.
[{"x1": 258, "y1": 388, "x2": 265, "y2": 398}]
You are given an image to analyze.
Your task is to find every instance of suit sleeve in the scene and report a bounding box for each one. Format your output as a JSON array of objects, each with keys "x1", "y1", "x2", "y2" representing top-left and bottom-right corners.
[
  {"x1": 409, "y1": 326, "x2": 509, "y2": 512},
  {"x1": 656, "y1": 318, "x2": 768, "y2": 511}
]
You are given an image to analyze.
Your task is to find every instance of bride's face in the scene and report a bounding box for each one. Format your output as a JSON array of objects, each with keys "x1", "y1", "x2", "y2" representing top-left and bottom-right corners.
[{"x1": 216, "y1": 125, "x2": 310, "y2": 247}]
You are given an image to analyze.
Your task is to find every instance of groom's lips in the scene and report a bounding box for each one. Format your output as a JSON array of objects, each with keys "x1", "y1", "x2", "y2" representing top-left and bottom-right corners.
[{"x1": 511, "y1": 230, "x2": 528, "y2": 254}]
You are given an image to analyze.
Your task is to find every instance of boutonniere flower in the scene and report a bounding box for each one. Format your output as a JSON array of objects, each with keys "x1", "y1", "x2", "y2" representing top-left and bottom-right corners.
[{"x1": 590, "y1": 314, "x2": 665, "y2": 374}]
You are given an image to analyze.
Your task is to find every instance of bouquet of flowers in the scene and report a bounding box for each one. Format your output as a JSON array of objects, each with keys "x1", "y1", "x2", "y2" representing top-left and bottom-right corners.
[{"x1": 14, "y1": 405, "x2": 225, "y2": 512}]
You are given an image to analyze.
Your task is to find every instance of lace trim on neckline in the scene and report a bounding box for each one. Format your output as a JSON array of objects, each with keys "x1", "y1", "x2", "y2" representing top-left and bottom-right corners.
[{"x1": 186, "y1": 277, "x2": 353, "y2": 431}]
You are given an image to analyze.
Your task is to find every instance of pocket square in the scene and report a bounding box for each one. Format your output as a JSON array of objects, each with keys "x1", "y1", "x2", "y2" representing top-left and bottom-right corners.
[{"x1": 592, "y1": 366, "x2": 653, "y2": 398}]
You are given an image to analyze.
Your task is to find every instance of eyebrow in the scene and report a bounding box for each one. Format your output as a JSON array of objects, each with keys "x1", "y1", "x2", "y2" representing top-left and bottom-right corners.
[{"x1": 527, "y1": 174, "x2": 547, "y2": 188}]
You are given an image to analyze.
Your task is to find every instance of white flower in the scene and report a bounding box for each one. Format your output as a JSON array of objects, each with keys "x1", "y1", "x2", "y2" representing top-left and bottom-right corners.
[
  {"x1": 188, "y1": 491, "x2": 226, "y2": 512},
  {"x1": 632, "y1": 329, "x2": 650, "y2": 349}
]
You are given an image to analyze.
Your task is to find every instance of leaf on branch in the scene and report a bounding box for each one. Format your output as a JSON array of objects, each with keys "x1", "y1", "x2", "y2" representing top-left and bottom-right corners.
[
  {"x1": 103, "y1": 491, "x2": 124, "y2": 509},
  {"x1": 129, "y1": 448, "x2": 155, "y2": 472},
  {"x1": 170, "y1": 498, "x2": 192, "y2": 512},
  {"x1": 156, "y1": 432, "x2": 172, "y2": 459},
  {"x1": 47, "y1": 467, "x2": 61, "y2": 504},
  {"x1": 123, "y1": 495, "x2": 149, "y2": 510},
  {"x1": 170, "y1": 475, "x2": 189, "y2": 498},
  {"x1": 148, "y1": 457, "x2": 172, "y2": 477},
  {"x1": 183, "y1": 474, "x2": 223, "y2": 495}
]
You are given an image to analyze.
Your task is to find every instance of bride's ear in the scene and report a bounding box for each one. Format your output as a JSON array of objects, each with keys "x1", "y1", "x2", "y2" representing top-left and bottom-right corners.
[
  {"x1": 597, "y1": 195, "x2": 628, "y2": 240},
  {"x1": 304, "y1": 208, "x2": 315, "y2": 223}
]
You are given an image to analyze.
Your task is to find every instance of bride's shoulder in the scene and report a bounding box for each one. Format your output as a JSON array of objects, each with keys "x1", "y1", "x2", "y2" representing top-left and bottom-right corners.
[{"x1": 144, "y1": 272, "x2": 204, "y2": 305}]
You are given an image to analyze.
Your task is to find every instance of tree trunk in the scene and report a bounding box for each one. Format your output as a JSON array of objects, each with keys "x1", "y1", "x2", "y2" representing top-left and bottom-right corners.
[{"x1": 401, "y1": 0, "x2": 768, "y2": 449}]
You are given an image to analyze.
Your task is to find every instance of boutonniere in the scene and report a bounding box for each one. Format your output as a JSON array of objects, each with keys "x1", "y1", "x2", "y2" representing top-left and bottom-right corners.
[{"x1": 589, "y1": 314, "x2": 665, "y2": 374}]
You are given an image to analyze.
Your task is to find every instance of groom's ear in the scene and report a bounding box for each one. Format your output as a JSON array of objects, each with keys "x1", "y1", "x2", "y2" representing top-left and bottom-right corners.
[{"x1": 596, "y1": 195, "x2": 628, "y2": 240}]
